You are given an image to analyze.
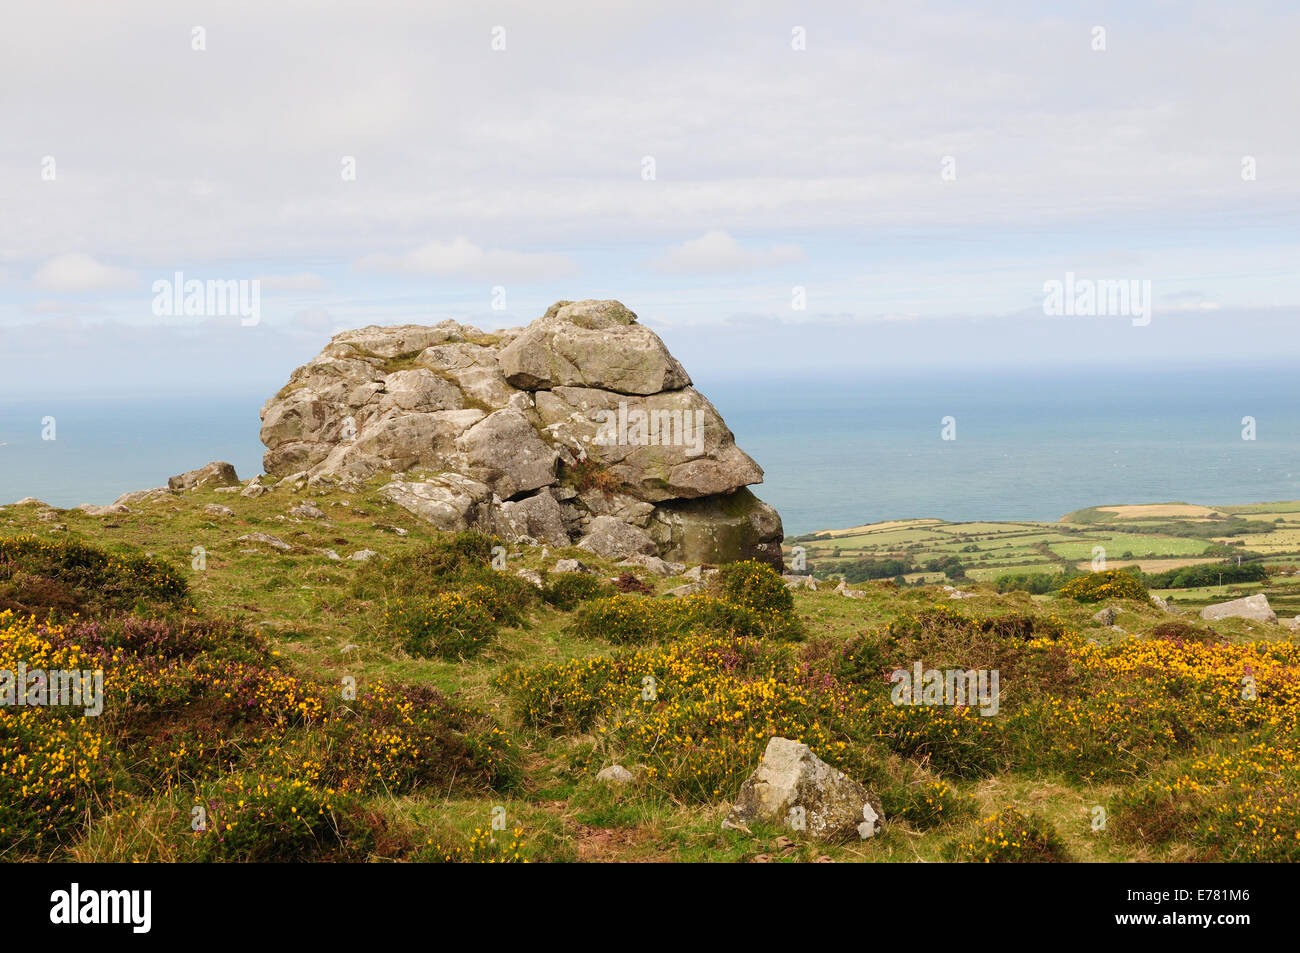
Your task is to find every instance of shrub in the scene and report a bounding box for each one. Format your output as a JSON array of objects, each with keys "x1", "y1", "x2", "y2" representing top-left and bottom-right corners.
[
  {"x1": 566, "y1": 595, "x2": 667, "y2": 644},
  {"x1": 325, "y1": 682, "x2": 519, "y2": 795},
  {"x1": 0, "y1": 613, "x2": 114, "y2": 852},
  {"x1": 193, "y1": 772, "x2": 370, "y2": 862},
  {"x1": 1057, "y1": 569, "x2": 1150, "y2": 603},
  {"x1": 714, "y1": 559, "x2": 794, "y2": 616},
  {"x1": 0, "y1": 535, "x2": 188, "y2": 617},
  {"x1": 941, "y1": 808, "x2": 1070, "y2": 862},
  {"x1": 1147, "y1": 620, "x2": 1220, "y2": 644},
  {"x1": 354, "y1": 531, "x2": 506, "y2": 600},
  {"x1": 881, "y1": 771, "x2": 975, "y2": 831},
  {"x1": 385, "y1": 592, "x2": 499, "y2": 659},
  {"x1": 542, "y1": 572, "x2": 614, "y2": 611},
  {"x1": 1111, "y1": 741, "x2": 1300, "y2": 861},
  {"x1": 565, "y1": 593, "x2": 787, "y2": 644}
]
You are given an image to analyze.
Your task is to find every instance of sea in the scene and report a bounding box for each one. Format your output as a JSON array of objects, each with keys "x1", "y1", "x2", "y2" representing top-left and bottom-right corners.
[{"x1": 2, "y1": 365, "x2": 1297, "y2": 537}]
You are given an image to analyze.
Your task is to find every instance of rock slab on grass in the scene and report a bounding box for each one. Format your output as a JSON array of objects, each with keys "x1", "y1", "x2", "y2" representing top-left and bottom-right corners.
[
  {"x1": 1200, "y1": 593, "x2": 1277, "y2": 624},
  {"x1": 237, "y1": 533, "x2": 291, "y2": 551},
  {"x1": 169, "y1": 461, "x2": 240, "y2": 491}
]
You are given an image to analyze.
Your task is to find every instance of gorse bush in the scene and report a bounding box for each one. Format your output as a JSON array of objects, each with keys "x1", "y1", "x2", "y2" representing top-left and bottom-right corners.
[
  {"x1": 941, "y1": 808, "x2": 1070, "y2": 862},
  {"x1": 1057, "y1": 569, "x2": 1150, "y2": 603},
  {"x1": 562, "y1": 559, "x2": 803, "y2": 645},
  {"x1": 509, "y1": 603, "x2": 1300, "y2": 810},
  {"x1": 542, "y1": 572, "x2": 613, "y2": 611},
  {"x1": 564, "y1": 592, "x2": 791, "y2": 644},
  {"x1": 385, "y1": 591, "x2": 500, "y2": 660},
  {"x1": 0, "y1": 535, "x2": 522, "y2": 857},
  {"x1": 325, "y1": 682, "x2": 518, "y2": 795},
  {"x1": 713, "y1": 559, "x2": 793, "y2": 616},
  {"x1": 565, "y1": 595, "x2": 668, "y2": 644},
  {"x1": 360, "y1": 531, "x2": 539, "y2": 659},
  {"x1": 1111, "y1": 741, "x2": 1300, "y2": 861},
  {"x1": 194, "y1": 772, "x2": 367, "y2": 863},
  {"x1": 0, "y1": 535, "x2": 188, "y2": 617}
]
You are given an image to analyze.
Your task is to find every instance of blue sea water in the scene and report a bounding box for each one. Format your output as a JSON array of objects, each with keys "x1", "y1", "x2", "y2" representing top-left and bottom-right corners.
[{"x1": 2, "y1": 365, "x2": 1297, "y2": 536}]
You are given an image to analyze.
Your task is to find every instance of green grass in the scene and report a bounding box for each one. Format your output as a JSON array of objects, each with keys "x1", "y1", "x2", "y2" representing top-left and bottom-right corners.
[{"x1": 6, "y1": 489, "x2": 1300, "y2": 862}]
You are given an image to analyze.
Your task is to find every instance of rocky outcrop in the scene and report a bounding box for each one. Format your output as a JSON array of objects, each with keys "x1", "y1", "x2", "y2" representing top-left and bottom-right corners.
[{"x1": 259, "y1": 300, "x2": 783, "y2": 566}]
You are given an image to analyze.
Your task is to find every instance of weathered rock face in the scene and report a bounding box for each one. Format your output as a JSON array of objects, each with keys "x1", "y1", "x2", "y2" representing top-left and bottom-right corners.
[
  {"x1": 723, "y1": 737, "x2": 883, "y2": 842},
  {"x1": 260, "y1": 300, "x2": 783, "y2": 565}
]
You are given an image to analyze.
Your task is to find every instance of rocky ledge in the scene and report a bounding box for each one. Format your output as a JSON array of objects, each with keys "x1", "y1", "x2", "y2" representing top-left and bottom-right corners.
[{"x1": 258, "y1": 300, "x2": 783, "y2": 566}]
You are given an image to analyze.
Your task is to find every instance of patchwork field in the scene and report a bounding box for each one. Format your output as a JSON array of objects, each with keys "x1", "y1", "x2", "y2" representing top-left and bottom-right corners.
[{"x1": 791, "y1": 500, "x2": 1300, "y2": 616}]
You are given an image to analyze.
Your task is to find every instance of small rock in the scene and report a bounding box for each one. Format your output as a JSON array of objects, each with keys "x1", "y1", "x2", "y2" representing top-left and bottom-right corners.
[
  {"x1": 319, "y1": 549, "x2": 342, "y2": 561},
  {"x1": 202, "y1": 504, "x2": 235, "y2": 518},
  {"x1": 78, "y1": 503, "x2": 130, "y2": 517},
  {"x1": 1282, "y1": 616, "x2": 1300, "y2": 632},
  {"x1": 835, "y1": 580, "x2": 867, "y2": 600},
  {"x1": 349, "y1": 549, "x2": 378, "y2": 562},
  {"x1": 552, "y1": 558, "x2": 590, "y2": 574},
  {"x1": 515, "y1": 568, "x2": 544, "y2": 588},
  {"x1": 618, "y1": 553, "x2": 675, "y2": 576},
  {"x1": 1092, "y1": 607, "x2": 1118, "y2": 626},
  {"x1": 240, "y1": 480, "x2": 268, "y2": 499},
  {"x1": 782, "y1": 574, "x2": 817, "y2": 591},
  {"x1": 13, "y1": 497, "x2": 49, "y2": 507},
  {"x1": 1150, "y1": 594, "x2": 1171, "y2": 612},
  {"x1": 113, "y1": 487, "x2": 174, "y2": 506},
  {"x1": 595, "y1": 765, "x2": 635, "y2": 785},
  {"x1": 290, "y1": 503, "x2": 326, "y2": 520},
  {"x1": 667, "y1": 582, "x2": 704, "y2": 598},
  {"x1": 237, "y1": 533, "x2": 291, "y2": 551}
]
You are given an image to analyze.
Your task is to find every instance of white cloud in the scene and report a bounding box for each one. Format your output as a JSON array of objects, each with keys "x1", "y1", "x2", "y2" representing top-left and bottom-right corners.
[
  {"x1": 653, "y1": 230, "x2": 805, "y2": 274},
  {"x1": 32, "y1": 254, "x2": 135, "y2": 292},
  {"x1": 258, "y1": 272, "x2": 326, "y2": 292},
  {"x1": 354, "y1": 238, "x2": 577, "y2": 281}
]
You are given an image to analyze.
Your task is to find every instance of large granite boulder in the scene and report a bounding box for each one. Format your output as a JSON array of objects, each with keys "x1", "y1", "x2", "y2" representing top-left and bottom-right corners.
[
  {"x1": 259, "y1": 300, "x2": 783, "y2": 566},
  {"x1": 1200, "y1": 593, "x2": 1277, "y2": 624}
]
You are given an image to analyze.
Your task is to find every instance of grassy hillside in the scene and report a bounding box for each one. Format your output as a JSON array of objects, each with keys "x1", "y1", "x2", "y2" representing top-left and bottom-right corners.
[{"x1": 3, "y1": 487, "x2": 1300, "y2": 862}]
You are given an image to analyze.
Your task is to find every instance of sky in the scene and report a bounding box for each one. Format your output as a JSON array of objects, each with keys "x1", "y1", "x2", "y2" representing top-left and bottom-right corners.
[{"x1": 2, "y1": 0, "x2": 1299, "y2": 397}]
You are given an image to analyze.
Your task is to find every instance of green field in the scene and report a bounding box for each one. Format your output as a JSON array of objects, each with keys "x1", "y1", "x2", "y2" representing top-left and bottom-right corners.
[{"x1": 790, "y1": 501, "x2": 1300, "y2": 615}]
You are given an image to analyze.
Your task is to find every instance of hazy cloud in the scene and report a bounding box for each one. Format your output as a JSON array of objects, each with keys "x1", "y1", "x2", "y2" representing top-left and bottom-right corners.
[
  {"x1": 354, "y1": 238, "x2": 578, "y2": 281},
  {"x1": 32, "y1": 254, "x2": 135, "y2": 292},
  {"x1": 654, "y1": 231, "x2": 806, "y2": 274}
]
